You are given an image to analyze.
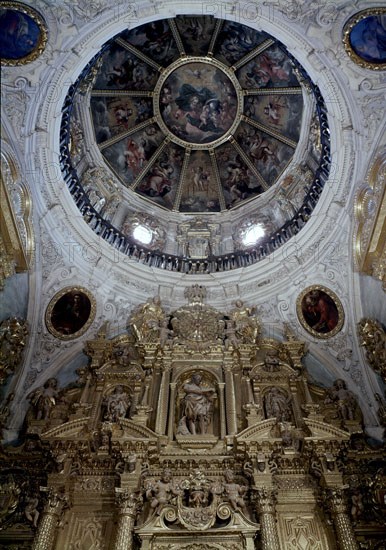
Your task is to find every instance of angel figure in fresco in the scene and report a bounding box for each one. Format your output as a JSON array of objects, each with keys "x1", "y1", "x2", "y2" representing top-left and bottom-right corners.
[
  {"x1": 174, "y1": 84, "x2": 224, "y2": 136},
  {"x1": 114, "y1": 105, "x2": 133, "y2": 127},
  {"x1": 142, "y1": 162, "x2": 174, "y2": 198},
  {"x1": 192, "y1": 165, "x2": 210, "y2": 194},
  {"x1": 124, "y1": 138, "x2": 146, "y2": 174}
]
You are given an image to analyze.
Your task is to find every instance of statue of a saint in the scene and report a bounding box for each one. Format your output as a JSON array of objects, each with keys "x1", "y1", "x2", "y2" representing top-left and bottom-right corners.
[
  {"x1": 324, "y1": 379, "x2": 358, "y2": 421},
  {"x1": 178, "y1": 373, "x2": 216, "y2": 435},
  {"x1": 264, "y1": 387, "x2": 292, "y2": 422},
  {"x1": 28, "y1": 378, "x2": 60, "y2": 420},
  {"x1": 263, "y1": 349, "x2": 280, "y2": 372},
  {"x1": 230, "y1": 300, "x2": 260, "y2": 343},
  {"x1": 103, "y1": 385, "x2": 131, "y2": 422}
]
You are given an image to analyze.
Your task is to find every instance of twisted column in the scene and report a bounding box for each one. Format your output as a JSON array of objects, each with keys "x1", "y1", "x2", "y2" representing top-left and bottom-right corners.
[
  {"x1": 255, "y1": 488, "x2": 280, "y2": 550},
  {"x1": 113, "y1": 490, "x2": 141, "y2": 550},
  {"x1": 329, "y1": 489, "x2": 359, "y2": 550},
  {"x1": 32, "y1": 489, "x2": 68, "y2": 550}
]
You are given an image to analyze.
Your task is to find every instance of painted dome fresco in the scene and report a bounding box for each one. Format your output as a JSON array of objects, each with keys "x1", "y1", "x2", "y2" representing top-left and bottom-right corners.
[{"x1": 61, "y1": 16, "x2": 330, "y2": 272}]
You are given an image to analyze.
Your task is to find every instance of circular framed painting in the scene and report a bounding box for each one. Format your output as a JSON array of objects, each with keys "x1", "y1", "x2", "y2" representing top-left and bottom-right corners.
[
  {"x1": 296, "y1": 286, "x2": 344, "y2": 339},
  {"x1": 343, "y1": 8, "x2": 386, "y2": 70},
  {"x1": 45, "y1": 287, "x2": 96, "y2": 340},
  {"x1": 0, "y1": 2, "x2": 48, "y2": 66}
]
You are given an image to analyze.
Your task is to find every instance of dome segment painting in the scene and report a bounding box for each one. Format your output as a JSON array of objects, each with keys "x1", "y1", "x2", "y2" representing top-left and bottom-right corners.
[{"x1": 88, "y1": 16, "x2": 307, "y2": 213}]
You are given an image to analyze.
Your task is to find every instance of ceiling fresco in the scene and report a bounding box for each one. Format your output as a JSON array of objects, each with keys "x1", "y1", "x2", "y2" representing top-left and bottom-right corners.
[
  {"x1": 87, "y1": 16, "x2": 306, "y2": 213},
  {"x1": 60, "y1": 15, "x2": 331, "y2": 272}
]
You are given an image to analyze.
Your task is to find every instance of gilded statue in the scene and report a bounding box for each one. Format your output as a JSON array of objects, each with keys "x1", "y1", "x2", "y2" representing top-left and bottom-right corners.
[
  {"x1": 177, "y1": 373, "x2": 216, "y2": 435},
  {"x1": 0, "y1": 317, "x2": 28, "y2": 384},
  {"x1": 358, "y1": 318, "x2": 386, "y2": 382},
  {"x1": 229, "y1": 300, "x2": 260, "y2": 343},
  {"x1": 129, "y1": 296, "x2": 166, "y2": 342},
  {"x1": 324, "y1": 379, "x2": 358, "y2": 421},
  {"x1": 27, "y1": 378, "x2": 62, "y2": 420}
]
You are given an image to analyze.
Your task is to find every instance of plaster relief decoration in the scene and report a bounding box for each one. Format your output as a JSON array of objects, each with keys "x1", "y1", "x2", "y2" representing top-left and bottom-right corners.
[
  {"x1": 121, "y1": 212, "x2": 166, "y2": 250},
  {"x1": 0, "y1": 2, "x2": 48, "y2": 65},
  {"x1": 354, "y1": 149, "x2": 386, "y2": 289},
  {"x1": 343, "y1": 8, "x2": 386, "y2": 70},
  {"x1": 296, "y1": 285, "x2": 344, "y2": 338},
  {"x1": 45, "y1": 286, "x2": 96, "y2": 340}
]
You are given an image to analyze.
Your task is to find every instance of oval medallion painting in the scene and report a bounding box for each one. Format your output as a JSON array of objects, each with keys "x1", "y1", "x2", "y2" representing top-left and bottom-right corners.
[
  {"x1": 297, "y1": 286, "x2": 344, "y2": 339},
  {"x1": 45, "y1": 287, "x2": 96, "y2": 340},
  {"x1": 0, "y1": 2, "x2": 47, "y2": 66},
  {"x1": 344, "y1": 8, "x2": 386, "y2": 70}
]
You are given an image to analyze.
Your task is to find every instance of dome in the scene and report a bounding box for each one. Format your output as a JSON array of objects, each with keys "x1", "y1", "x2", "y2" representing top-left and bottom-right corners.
[{"x1": 61, "y1": 15, "x2": 330, "y2": 273}]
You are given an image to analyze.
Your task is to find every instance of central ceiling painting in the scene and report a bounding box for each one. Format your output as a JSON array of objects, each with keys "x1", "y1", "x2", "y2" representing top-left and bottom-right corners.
[{"x1": 89, "y1": 16, "x2": 305, "y2": 213}]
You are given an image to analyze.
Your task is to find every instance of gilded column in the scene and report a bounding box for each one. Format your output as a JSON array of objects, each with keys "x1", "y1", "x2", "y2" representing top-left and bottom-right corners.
[
  {"x1": 223, "y1": 364, "x2": 237, "y2": 435},
  {"x1": 32, "y1": 489, "x2": 68, "y2": 550},
  {"x1": 167, "y1": 382, "x2": 177, "y2": 440},
  {"x1": 155, "y1": 364, "x2": 171, "y2": 434},
  {"x1": 114, "y1": 490, "x2": 140, "y2": 550},
  {"x1": 329, "y1": 489, "x2": 359, "y2": 550},
  {"x1": 255, "y1": 488, "x2": 280, "y2": 550},
  {"x1": 217, "y1": 382, "x2": 226, "y2": 439}
]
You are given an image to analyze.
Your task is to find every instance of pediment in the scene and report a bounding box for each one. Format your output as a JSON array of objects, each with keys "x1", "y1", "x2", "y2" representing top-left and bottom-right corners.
[
  {"x1": 304, "y1": 418, "x2": 350, "y2": 441},
  {"x1": 235, "y1": 419, "x2": 277, "y2": 442},
  {"x1": 41, "y1": 417, "x2": 158, "y2": 441}
]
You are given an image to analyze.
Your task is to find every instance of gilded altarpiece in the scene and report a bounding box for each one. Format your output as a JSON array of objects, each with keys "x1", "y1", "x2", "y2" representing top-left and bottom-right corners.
[{"x1": 0, "y1": 286, "x2": 385, "y2": 549}]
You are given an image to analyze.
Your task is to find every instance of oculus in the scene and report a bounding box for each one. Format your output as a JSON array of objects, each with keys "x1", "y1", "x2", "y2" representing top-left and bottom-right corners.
[
  {"x1": 296, "y1": 286, "x2": 344, "y2": 339},
  {"x1": 45, "y1": 287, "x2": 96, "y2": 340},
  {"x1": 0, "y1": 2, "x2": 47, "y2": 66},
  {"x1": 242, "y1": 224, "x2": 265, "y2": 246},
  {"x1": 343, "y1": 8, "x2": 386, "y2": 70}
]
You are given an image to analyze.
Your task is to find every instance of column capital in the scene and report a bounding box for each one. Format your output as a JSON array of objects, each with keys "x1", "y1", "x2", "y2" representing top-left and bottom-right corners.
[
  {"x1": 115, "y1": 488, "x2": 142, "y2": 517},
  {"x1": 40, "y1": 487, "x2": 69, "y2": 515},
  {"x1": 254, "y1": 487, "x2": 277, "y2": 514}
]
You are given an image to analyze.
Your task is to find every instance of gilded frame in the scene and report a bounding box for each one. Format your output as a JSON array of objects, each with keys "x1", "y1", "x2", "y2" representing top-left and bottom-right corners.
[
  {"x1": 0, "y1": 1, "x2": 48, "y2": 66},
  {"x1": 296, "y1": 285, "x2": 344, "y2": 339},
  {"x1": 343, "y1": 8, "x2": 386, "y2": 71},
  {"x1": 45, "y1": 286, "x2": 96, "y2": 340}
]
